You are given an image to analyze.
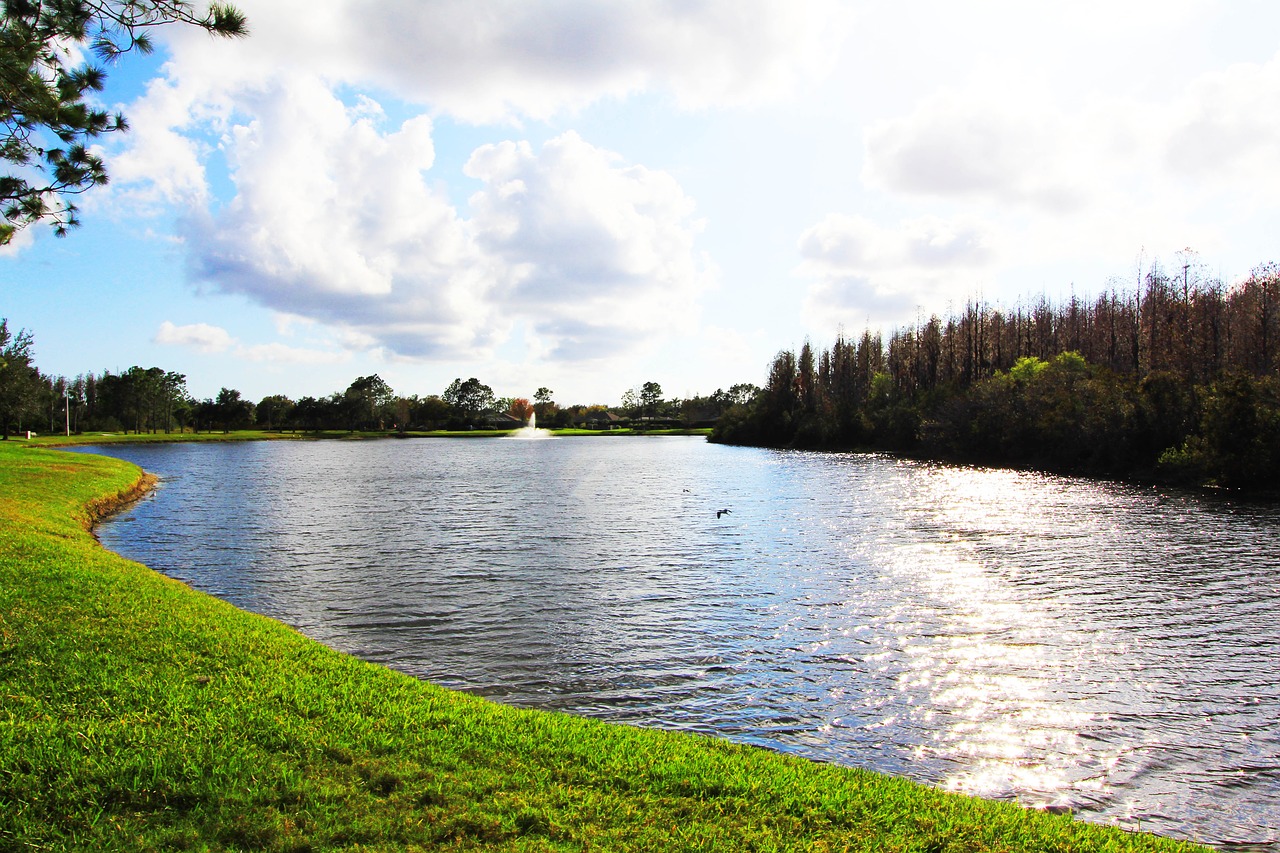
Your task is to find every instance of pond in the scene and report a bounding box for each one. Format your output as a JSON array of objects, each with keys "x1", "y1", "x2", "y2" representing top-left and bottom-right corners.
[{"x1": 79, "y1": 436, "x2": 1280, "y2": 848}]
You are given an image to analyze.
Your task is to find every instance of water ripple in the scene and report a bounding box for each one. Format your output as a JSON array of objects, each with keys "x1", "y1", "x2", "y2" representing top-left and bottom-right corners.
[{"x1": 81, "y1": 438, "x2": 1280, "y2": 849}]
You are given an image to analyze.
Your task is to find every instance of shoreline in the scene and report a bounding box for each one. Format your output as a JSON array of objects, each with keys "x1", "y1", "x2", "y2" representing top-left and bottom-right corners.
[{"x1": 0, "y1": 440, "x2": 1214, "y2": 851}]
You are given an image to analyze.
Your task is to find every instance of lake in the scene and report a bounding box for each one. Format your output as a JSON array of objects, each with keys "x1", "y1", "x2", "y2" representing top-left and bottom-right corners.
[{"x1": 77, "y1": 436, "x2": 1279, "y2": 848}]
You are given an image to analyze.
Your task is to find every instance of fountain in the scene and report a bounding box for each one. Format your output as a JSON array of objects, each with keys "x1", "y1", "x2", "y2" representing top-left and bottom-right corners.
[{"x1": 506, "y1": 410, "x2": 554, "y2": 439}]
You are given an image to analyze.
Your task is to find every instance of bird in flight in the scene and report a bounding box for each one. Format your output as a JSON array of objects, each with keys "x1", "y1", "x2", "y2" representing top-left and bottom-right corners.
[{"x1": 716, "y1": 508, "x2": 732, "y2": 518}]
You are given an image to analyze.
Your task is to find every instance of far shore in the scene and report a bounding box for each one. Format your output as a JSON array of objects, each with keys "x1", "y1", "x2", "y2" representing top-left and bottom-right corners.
[{"x1": 13, "y1": 426, "x2": 713, "y2": 448}]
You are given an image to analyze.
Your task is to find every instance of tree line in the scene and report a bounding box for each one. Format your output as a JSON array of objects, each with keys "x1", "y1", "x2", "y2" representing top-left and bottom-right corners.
[
  {"x1": 713, "y1": 257, "x2": 1280, "y2": 489},
  {"x1": 0, "y1": 323, "x2": 759, "y2": 438}
]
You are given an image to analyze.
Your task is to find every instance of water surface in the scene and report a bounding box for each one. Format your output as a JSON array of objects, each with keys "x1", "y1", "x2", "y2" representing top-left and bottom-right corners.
[{"x1": 81, "y1": 437, "x2": 1280, "y2": 848}]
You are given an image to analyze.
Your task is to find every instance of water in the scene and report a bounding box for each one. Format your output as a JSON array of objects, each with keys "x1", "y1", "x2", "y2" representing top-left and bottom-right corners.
[{"x1": 76, "y1": 437, "x2": 1280, "y2": 848}]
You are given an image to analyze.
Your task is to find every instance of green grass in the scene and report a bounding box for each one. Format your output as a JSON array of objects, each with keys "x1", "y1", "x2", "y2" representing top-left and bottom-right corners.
[
  {"x1": 0, "y1": 441, "x2": 1211, "y2": 852},
  {"x1": 24, "y1": 429, "x2": 311, "y2": 447}
]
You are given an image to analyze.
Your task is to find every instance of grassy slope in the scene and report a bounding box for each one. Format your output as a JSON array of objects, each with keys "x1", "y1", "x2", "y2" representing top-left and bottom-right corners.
[{"x1": 0, "y1": 441, "x2": 1210, "y2": 852}]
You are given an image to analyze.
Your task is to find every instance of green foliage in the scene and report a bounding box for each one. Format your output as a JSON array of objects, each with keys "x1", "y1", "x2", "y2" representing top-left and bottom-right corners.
[
  {"x1": 92, "y1": 365, "x2": 188, "y2": 434},
  {"x1": 442, "y1": 377, "x2": 496, "y2": 425},
  {"x1": 342, "y1": 374, "x2": 394, "y2": 430},
  {"x1": 254, "y1": 393, "x2": 294, "y2": 430},
  {"x1": 640, "y1": 380, "x2": 663, "y2": 417},
  {"x1": 0, "y1": 317, "x2": 39, "y2": 437},
  {"x1": 1157, "y1": 373, "x2": 1280, "y2": 488},
  {"x1": 0, "y1": 0, "x2": 246, "y2": 242},
  {"x1": 0, "y1": 441, "x2": 1210, "y2": 851},
  {"x1": 1009, "y1": 355, "x2": 1048, "y2": 383},
  {"x1": 714, "y1": 260, "x2": 1280, "y2": 489}
]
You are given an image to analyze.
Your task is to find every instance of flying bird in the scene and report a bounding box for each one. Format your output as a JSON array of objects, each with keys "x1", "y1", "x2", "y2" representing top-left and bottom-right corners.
[{"x1": 716, "y1": 508, "x2": 732, "y2": 518}]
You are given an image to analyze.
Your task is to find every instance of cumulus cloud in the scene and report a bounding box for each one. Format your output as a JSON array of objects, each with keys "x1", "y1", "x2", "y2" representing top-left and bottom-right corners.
[
  {"x1": 154, "y1": 320, "x2": 235, "y2": 352},
  {"x1": 862, "y1": 90, "x2": 1100, "y2": 212},
  {"x1": 158, "y1": 0, "x2": 849, "y2": 123},
  {"x1": 235, "y1": 342, "x2": 351, "y2": 365},
  {"x1": 183, "y1": 74, "x2": 499, "y2": 358},
  {"x1": 154, "y1": 320, "x2": 352, "y2": 364},
  {"x1": 173, "y1": 80, "x2": 711, "y2": 361},
  {"x1": 798, "y1": 214, "x2": 995, "y2": 273},
  {"x1": 797, "y1": 214, "x2": 1001, "y2": 331},
  {"x1": 466, "y1": 131, "x2": 712, "y2": 357},
  {"x1": 1163, "y1": 55, "x2": 1280, "y2": 192},
  {"x1": 95, "y1": 0, "x2": 782, "y2": 364},
  {"x1": 863, "y1": 49, "x2": 1280, "y2": 216}
]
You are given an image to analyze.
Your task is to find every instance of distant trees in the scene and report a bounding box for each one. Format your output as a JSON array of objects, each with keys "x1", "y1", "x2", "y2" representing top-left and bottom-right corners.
[
  {"x1": 639, "y1": 381, "x2": 663, "y2": 419},
  {"x1": 715, "y1": 258, "x2": 1280, "y2": 488},
  {"x1": 0, "y1": 319, "x2": 38, "y2": 438},
  {"x1": 255, "y1": 394, "x2": 294, "y2": 430},
  {"x1": 442, "y1": 377, "x2": 495, "y2": 425},
  {"x1": 83, "y1": 366, "x2": 189, "y2": 433},
  {"x1": 508, "y1": 397, "x2": 533, "y2": 421},
  {"x1": 2, "y1": 318, "x2": 758, "y2": 437},
  {"x1": 342, "y1": 374, "x2": 394, "y2": 430},
  {"x1": 533, "y1": 387, "x2": 556, "y2": 421},
  {"x1": 210, "y1": 387, "x2": 252, "y2": 432}
]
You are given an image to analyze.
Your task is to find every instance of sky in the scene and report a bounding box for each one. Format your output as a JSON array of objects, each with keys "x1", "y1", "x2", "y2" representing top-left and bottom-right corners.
[{"x1": 3, "y1": 0, "x2": 1280, "y2": 406}]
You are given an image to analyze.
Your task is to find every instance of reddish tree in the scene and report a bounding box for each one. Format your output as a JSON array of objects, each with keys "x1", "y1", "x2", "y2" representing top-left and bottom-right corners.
[{"x1": 508, "y1": 397, "x2": 533, "y2": 420}]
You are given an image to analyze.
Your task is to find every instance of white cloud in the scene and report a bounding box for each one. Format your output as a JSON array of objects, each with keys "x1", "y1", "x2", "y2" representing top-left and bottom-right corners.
[
  {"x1": 863, "y1": 48, "x2": 1280, "y2": 216},
  {"x1": 0, "y1": 224, "x2": 35, "y2": 257},
  {"x1": 466, "y1": 131, "x2": 713, "y2": 358},
  {"x1": 107, "y1": 75, "x2": 223, "y2": 210},
  {"x1": 104, "y1": 0, "x2": 849, "y2": 214},
  {"x1": 92, "y1": 1, "x2": 838, "y2": 368},
  {"x1": 1163, "y1": 55, "x2": 1280, "y2": 194},
  {"x1": 159, "y1": 0, "x2": 850, "y2": 123},
  {"x1": 862, "y1": 88, "x2": 1101, "y2": 212},
  {"x1": 154, "y1": 320, "x2": 235, "y2": 352},
  {"x1": 797, "y1": 215, "x2": 1002, "y2": 332},
  {"x1": 184, "y1": 75, "x2": 498, "y2": 358},
  {"x1": 798, "y1": 214, "x2": 995, "y2": 273},
  {"x1": 171, "y1": 77, "x2": 711, "y2": 361},
  {"x1": 154, "y1": 320, "x2": 352, "y2": 365},
  {"x1": 235, "y1": 342, "x2": 351, "y2": 365}
]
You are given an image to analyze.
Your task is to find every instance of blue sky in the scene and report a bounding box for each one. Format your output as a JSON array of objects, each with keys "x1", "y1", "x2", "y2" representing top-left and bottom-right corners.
[{"x1": 4, "y1": 0, "x2": 1280, "y2": 405}]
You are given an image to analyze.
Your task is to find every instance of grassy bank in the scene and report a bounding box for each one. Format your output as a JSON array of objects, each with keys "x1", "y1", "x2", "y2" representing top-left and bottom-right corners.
[
  {"x1": 21, "y1": 429, "x2": 311, "y2": 446},
  {"x1": 0, "y1": 441, "x2": 1209, "y2": 852}
]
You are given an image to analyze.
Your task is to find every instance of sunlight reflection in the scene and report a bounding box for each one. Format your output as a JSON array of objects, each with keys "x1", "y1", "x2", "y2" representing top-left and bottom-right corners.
[{"x1": 874, "y1": 466, "x2": 1108, "y2": 811}]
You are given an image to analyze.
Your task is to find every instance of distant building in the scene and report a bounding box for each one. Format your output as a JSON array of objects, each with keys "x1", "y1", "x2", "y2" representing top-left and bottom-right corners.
[
  {"x1": 579, "y1": 410, "x2": 626, "y2": 429},
  {"x1": 484, "y1": 411, "x2": 524, "y2": 428}
]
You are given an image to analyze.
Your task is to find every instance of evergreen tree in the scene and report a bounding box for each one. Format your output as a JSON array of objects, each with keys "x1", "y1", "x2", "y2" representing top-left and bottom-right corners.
[
  {"x1": 1, "y1": 0, "x2": 246, "y2": 243},
  {"x1": 0, "y1": 318, "x2": 38, "y2": 437}
]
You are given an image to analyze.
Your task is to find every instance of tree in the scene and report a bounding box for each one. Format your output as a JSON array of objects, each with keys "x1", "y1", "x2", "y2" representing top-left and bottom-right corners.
[
  {"x1": 213, "y1": 386, "x2": 251, "y2": 432},
  {"x1": 1, "y1": 0, "x2": 247, "y2": 243},
  {"x1": 619, "y1": 387, "x2": 639, "y2": 415},
  {"x1": 256, "y1": 394, "x2": 294, "y2": 431},
  {"x1": 640, "y1": 381, "x2": 663, "y2": 419},
  {"x1": 533, "y1": 386, "x2": 556, "y2": 419},
  {"x1": 508, "y1": 397, "x2": 532, "y2": 421},
  {"x1": 410, "y1": 395, "x2": 451, "y2": 430},
  {"x1": 442, "y1": 377, "x2": 495, "y2": 424},
  {"x1": 0, "y1": 318, "x2": 38, "y2": 437},
  {"x1": 343, "y1": 374, "x2": 393, "y2": 430}
]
